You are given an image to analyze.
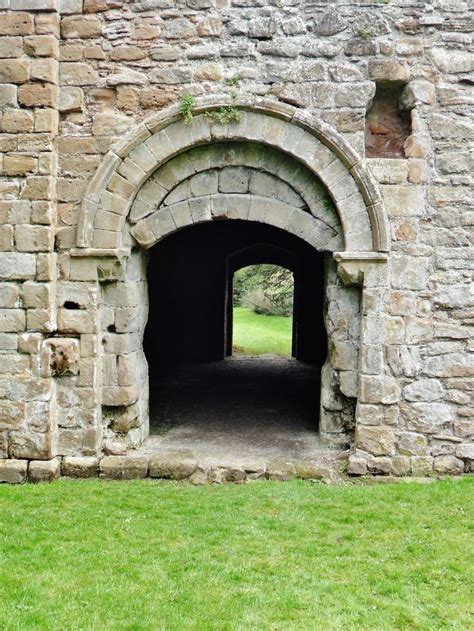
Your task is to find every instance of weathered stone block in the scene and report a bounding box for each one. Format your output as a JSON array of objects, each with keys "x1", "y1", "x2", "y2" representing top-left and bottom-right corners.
[
  {"x1": 0, "y1": 459, "x2": 28, "y2": 484},
  {"x1": 0, "y1": 37, "x2": 24, "y2": 59},
  {"x1": 60, "y1": 62, "x2": 99, "y2": 86},
  {"x1": 356, "y1": 425, "x2": 396, "y2": 457},
  {"x1": 62, "y1": 456, "x2": 99, "y2": 478},
  {"x1": 100, "y1": 456, "x2": 149, "y2": 480},
  {"x1": 2, "y1": 110, "x2": 34, "y2": 133},
  {"x1": 29, "y1": 458, "x2": 61, "y2": 483},
  {"x1": 24, "y1": 35, "x2": 59, "y2": 57},
  {"x1": 0, "y1": 12, "x2": 34, "y2": 36},
  {"x1": 403, "y1": 379, "x2": 444, "y2": 403},
  {"x1": 0, "y1": 85, "x2": 17, "y2": 107},
  {"x1": 433, "y1": 455, "x2": 464, "y2": 475},
  {"x1": 149, "y1": 451, "x2": 198, "y2": 480},
  {"x1": 10, "y1": 431, "x2": 53, "y2": 460},
  {"x1": 41, "y1": 337, "x2": 80, "y2": 377},
  {"x1": 18, "y1": 83, "x2": 57, "y2": 108},
  {"x1": 61, "y1": 15, "x2": 102, "y2": 39}
]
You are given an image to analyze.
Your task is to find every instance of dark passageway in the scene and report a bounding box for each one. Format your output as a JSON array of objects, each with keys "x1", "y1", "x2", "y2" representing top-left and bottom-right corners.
[{"x1": 144, "y1": 220, "x2": 328, "y2": 439}]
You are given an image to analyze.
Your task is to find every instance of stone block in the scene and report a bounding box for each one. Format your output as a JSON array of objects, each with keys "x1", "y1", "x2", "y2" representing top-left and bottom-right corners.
[
  {"x1": 18, "y1": 83, "x2": 57, "y2": 108},
  {"x1": 2, "y1": 110, "x2": 34, "y2": 133},
  {"x1": 61, "y1": 15, "x2": 102, "y2": 39},
  {"x1": 4, "y1": 155, "x2": 37, "y2": 176},
  {"x1": 29, "y1": 458, "x2": 61, "y2": 483},
  {"x1": 149, "y1": 450, "x2": 198, "y2": 480},
  {"x1": 347, "y1": 454, "x2": 368, "y2": 476},
  {"x1": 60, "y1": 62, "x2": 99, "y2": 86},
  {"x1": 10, "y1": 0, "x2": 57, "y2": 8},
  {"x1": 0, "y1": 401, "x2": 25, "y2": 430},
  {"x1": 0, "y1": 253, "x2": 36, "y2": 280},
  {"x1": 0, "y1": 309, "x2": 26, "y2": 332},
  {"x1": 62, "y1": 456, "x2": 99, "y2": 478},
  {"x1": 0, "y1": 459, "x2": 28, "y2": 484},
  {"x1": 59, "y1": 0, "x2": 83, "y2": 13},
  {"x1": 10, "y1": 431, "x2": 53, "y2": 460},
  {"x1": 411, "y1": 457, "x2": 433, "y2": 477},
  {"x1": 24, "y1": 35, "x2": 59, "y2": 57},
  {"x1": 0, "y1": 12, "x2": 34, "y2": 37},
  {"x1": 35, "y1": 109, "x2": 59, "y2": 134},
  {"x1": 398, "y1": 432, "x2": 428, "y2": 456},
  {"x1": 360, "y1": 375, "x2": 400, "y2": 405},
  {"x1": 433, "y1": 455, "x2": 464, "y2": 475},
  {"x1": 403, "y1": 379, "x2": 444, "y2": 403},
  {"x1": 31, "y1": 58, "x2": 59, "y2": 84},
  {"x1": 266, "y1": 459, "x2": 296, "y2": 481},
  {"x1": 208, "y1": 466, "x2": 246, "y2": 484},
  {"x1": 99, "y1": 456, "x2": 149, "y2": 480},
  {"x1": 356, "y1": 425, "x2": 396, "y2": 457},
  {"x1": 0, "y1": 37, "x2": 24, "y2": 59},
  {"x1": 41, "y1": 337, "x2": 80, "y2": 377},
  {"x1": 58, "y1": 86, "x2": 84, "y2": 112},
  {"x1": 0, "y1": 85, "x2": 17, "y2": 107},
  {"x1": 15, "y1": 225, "x2": 54, "y2": 251},
  {"x1": 0, "y1": 59, "x2": 30, "y2": 84},
  {"x1": 92, "y1": 113, "x2": 131, "y2": 136}
]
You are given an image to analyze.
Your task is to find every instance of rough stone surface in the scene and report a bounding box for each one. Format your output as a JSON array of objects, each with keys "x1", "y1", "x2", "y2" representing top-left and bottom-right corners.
[{"x1": 0, "y1": 0, "x2": 471, "y2": 482}]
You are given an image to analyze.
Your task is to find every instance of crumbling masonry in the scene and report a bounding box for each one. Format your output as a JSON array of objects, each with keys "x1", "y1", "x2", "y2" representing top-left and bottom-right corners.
[{"x1": 0, "y1": 0, "x2": 472, "y2": 483}]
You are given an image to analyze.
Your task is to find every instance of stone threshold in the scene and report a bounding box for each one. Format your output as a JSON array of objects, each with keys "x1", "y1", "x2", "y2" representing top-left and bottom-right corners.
[{"x1": 0, "y1": 449, "x2": 350, "y2": 484}]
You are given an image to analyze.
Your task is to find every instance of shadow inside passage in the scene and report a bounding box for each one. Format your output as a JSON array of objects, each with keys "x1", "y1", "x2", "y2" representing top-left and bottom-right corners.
[{"x1": 150, "y1": 356, "x2": 320, "y2": 450}]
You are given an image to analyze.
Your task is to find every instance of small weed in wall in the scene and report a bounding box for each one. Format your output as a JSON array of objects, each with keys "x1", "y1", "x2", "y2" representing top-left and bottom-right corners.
[
  {"x1": 180, "y1": 94, "x2": 195, "y2": 125},
  {"x1": 204, "y1": 105, "x2": 241, "y2": 125}
]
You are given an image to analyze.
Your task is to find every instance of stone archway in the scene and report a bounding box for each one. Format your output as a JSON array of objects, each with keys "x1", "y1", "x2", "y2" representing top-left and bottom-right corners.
[{"x1": 70, "y1": 97, "x2": 390, "y2": 454}]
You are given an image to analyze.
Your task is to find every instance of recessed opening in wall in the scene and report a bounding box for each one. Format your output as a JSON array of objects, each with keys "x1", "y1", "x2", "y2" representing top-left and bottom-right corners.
[
  {"x1": 365, "y1": 82, "x2": 411, "y2": 158},
  {"x1": 231, "y1": 264, "x2": 294, "y2": 358},
  {"x1": 143, "y1": 220, "x2": 328, "y2": 457}
]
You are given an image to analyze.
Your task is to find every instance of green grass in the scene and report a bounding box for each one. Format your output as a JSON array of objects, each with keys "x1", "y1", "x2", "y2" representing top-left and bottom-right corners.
[
  {"x1": 233, "y1": 306, "x2": 292, "y2": 356},
  {"x1": 0, "y1": 478, "x2": 473, "y2": 630}
]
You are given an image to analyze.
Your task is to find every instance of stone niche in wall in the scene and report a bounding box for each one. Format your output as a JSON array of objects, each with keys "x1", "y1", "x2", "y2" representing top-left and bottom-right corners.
[{"x1": 365, "y1": 82, "x2": 412, "y2": 159}]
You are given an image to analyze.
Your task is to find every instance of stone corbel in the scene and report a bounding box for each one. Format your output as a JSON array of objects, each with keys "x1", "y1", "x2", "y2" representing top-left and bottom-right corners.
[
  {"x1": 334, "y1": 252, "x2": 388, "y2": 287},
  {"x1": 70, "y1": 248, "x2": 130, "y2": 282}
]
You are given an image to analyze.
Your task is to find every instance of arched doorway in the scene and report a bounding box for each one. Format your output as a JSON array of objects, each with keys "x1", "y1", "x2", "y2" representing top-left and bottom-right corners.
[{"x1": 72, "y1": 98, "x2": 390, "y2": 459}]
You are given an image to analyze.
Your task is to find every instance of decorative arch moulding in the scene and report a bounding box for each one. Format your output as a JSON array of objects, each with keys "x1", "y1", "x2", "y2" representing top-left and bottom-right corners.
[{"x1": 76, "y1": 96, "x2": 390, "y2": 256}]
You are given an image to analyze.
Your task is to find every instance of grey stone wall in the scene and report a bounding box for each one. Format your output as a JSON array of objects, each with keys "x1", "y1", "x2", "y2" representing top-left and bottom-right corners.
[{"x1": 0, "y1": 0, "x2": 472, "y2": 479}]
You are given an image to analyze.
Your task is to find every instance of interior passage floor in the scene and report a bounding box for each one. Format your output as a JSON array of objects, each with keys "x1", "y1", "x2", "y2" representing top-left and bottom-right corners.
[{"x1": 141, "y1": 356, "x2": 337, "y2": 468}]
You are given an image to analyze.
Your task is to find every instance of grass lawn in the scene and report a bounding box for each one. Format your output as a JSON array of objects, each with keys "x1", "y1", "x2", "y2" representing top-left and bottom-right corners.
[
  {"x1": 0, "y1": 478, "x2": 473, "y2": 630},
  {"x1": 233, "y1": 306, "x2": 292, "y2": 356}
]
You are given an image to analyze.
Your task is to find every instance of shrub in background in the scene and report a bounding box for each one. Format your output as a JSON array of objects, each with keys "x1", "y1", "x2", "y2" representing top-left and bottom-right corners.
[{"x1": 234, "y1": 265, "x2": 293, "y2": 317}]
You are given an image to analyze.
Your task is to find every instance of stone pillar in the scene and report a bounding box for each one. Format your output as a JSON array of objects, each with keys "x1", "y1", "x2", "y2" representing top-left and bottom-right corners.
[
  {"x1": 334, "y1": 253, "x2": 403, "y2": 475},
  {"x1": 0, "y1": 2, "x2": 59, "y2": 460}
]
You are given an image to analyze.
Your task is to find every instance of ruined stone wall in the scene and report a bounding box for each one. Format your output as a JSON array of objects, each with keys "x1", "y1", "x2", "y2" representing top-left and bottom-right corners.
[{"x1": 0, "y1": 0, "x2": 472, "y2": 482}]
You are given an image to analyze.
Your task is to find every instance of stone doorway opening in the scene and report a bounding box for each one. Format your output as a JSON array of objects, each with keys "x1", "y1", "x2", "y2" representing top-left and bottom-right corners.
[
  {"x1": 144, "y1": 220, "x2": 328, "y2": 457},
  {"x1": 230, "y1": 262, "x2": 295, "y2": 358}
]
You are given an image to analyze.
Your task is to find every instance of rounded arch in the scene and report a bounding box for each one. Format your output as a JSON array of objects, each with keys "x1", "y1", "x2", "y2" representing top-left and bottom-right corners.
[{"x1": 76, "y1": 96, "x2": 390, "y2": 253}]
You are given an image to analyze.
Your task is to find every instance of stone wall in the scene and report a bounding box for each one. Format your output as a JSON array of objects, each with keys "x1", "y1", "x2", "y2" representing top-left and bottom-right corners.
[{"x1": 0, "y1": 0, "x2": 473, "y2": 481}]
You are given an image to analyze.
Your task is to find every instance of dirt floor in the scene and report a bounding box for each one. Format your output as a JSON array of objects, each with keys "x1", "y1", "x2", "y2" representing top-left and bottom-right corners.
[{"x1": 139, "y1": 356, "x2": 346, "y2": 474}]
